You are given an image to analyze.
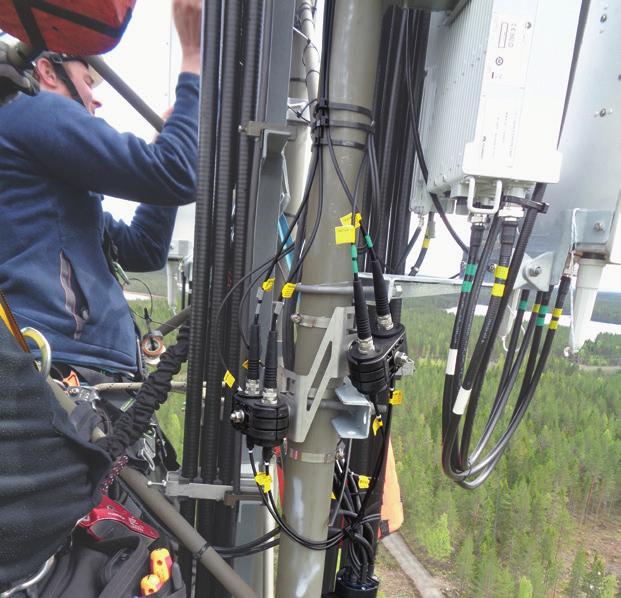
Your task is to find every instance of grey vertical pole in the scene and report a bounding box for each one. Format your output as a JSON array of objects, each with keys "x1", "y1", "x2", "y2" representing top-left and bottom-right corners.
[{"x1": 275, "y1": 2, "x2": 384, "y2": 596}]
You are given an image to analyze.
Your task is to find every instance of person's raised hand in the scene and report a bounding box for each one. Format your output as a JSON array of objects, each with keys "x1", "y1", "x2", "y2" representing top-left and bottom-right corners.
[{"x1": 173, "y1": 0, "x2": 202, "y2": 75}]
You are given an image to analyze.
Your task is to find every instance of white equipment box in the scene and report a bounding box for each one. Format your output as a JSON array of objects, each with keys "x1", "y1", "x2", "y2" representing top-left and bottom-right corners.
[{"x1": 413, "y1": 0, "x2": 583, "y2": 209}]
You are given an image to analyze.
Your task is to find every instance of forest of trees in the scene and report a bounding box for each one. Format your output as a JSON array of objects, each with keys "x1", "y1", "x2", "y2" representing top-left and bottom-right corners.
[
  {"x1": 135, "y1": 287, "x2": 619, "y2": 597},
  {"x1": 392, "y1": 298, "x2": 619, "y2": 597}
]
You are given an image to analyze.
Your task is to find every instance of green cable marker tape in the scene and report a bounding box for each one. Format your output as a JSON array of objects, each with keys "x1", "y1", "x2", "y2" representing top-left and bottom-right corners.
[
  {"x1": 351, "y1": 245, "x2": 359, "y2": 274},
  {"x1": 536, "y1": 316, "x2": 546, "y2": 326},
  {"x1": 461, "y1": 280, "x2": 473, "y2": 293},
  {"x1": 464, "y1": 263, "x2": 477, "y2": 276},
  {"x1": 365, "y1": 234, "x2": 373, "y2": 249},
  {"x1": 539, "y1": 305, "x2": 549, "y2": 315},
  {"x1": 518, "y1": 300, "x2": 528, "y2": 311}
]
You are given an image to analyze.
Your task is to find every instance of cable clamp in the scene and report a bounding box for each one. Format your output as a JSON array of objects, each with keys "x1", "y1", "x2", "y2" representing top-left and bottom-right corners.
[
  {"x1": 193, "y1": 543, "x2": 210, "y2": 561},
  {"x1": 466, "y1": 177, "x2": 502, "y2": 215},
  {"x1": 290, "y1": 312, "x2": 332, "y2": 328}
]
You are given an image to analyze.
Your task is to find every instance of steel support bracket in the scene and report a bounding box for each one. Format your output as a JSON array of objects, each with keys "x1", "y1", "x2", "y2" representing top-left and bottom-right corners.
[
  {"x1": 243, "y1": 120, "x2": 296, "y2": 141},
  {"x1": 573, "y1": 209, "x2": 614, "y2": 253},
  {"x1": 516, "y1": 251, "x2": 555, "y2": 292},
  {"x1": 164, "y1": 471, "x2": 232, "y2": 501},
  {"x1": 280, "y1": 306, "x2": 355, "y2": 443},
  {"x1": 332, "y1": 379, "x2": 372, "y2": 440}
]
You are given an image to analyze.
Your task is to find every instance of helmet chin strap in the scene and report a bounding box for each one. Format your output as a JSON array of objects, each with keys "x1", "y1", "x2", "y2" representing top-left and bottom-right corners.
[
  {"x1": 44, "y1": 53, "x2": 85, "y2": 107},
  {"x1": 53, "y1": 62, "x2": 85, "y2": 107}
]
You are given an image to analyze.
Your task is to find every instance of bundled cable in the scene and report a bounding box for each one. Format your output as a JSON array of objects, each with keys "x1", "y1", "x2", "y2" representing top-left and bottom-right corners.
[
  {"x1": 96, "y1": 323, "x2": 190, "y2": 459},
  {"x1": 441, "y1": 185, "x2": 570, "y2": 486}
]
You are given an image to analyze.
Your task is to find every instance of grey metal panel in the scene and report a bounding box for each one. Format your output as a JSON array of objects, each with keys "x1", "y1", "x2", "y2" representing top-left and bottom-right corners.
[
  {"x1": 529, "y1": 0, "x2": 621, "y2": 259},
  {"x1": 246, "y1": 0, "x2": 296, "y2": 334}
]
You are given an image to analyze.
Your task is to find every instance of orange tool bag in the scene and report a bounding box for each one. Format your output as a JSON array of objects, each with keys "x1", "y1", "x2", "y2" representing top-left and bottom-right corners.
[{"x1": 0, "y1": 0, "x2": 136, "y2": 55}]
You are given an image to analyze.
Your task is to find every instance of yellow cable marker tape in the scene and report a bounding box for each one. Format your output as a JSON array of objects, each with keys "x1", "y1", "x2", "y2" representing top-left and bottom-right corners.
[
  {"x1": 494, "y1": 265, "x2": 509, "y2": 280},
  {"x1": 372, "y1": 416, "x2": 383, "y2": 436},
  {"x1": 491, "y1": 282, "x2": 505, "y2": 297},
  {"x1": 331, "y1": 491, "x2": 336, "y2": 500},
  {"x1": 389, "y1": 389, "x2": 403, "y2": 405},
  {"x1": 340, "y1": 212, "x2": 362, "y2": 229},
  {"x1": 282, "y1": 282, "x2": 297, "y2": 299},
  {"x1": 0, "y1": 307, "x2": 11, "y2": 333},
  {"x1": 255, "y1": 472, "x2": 272, "y2": 494},
  {"x1": 358, "y1": 475, "x2": 370, "y2": 490},
  {"x1": 422, "y1": 237, "x2": 430, "y2": 249},
  {"x1": 552, "y1": 308, "x2": 563, "y2": 318},
  {"x1": 242, "y1": 360, "x2": 249, "y2": 370},
  {"x1": 532, "y1": 303, "x2": 541, "y2": 313},
  {"x1": 549, "y1": 320, "x2": 559, "y2": 330},
  {"x1": 223, "y1": 370, "x2": 236, "y2": 388},
  {"x1": 335, "y1": 224, "x2": 356, "y2": 245},
  {"x1": 262, "y1": 277, "x2": 275, "y2": 291}
]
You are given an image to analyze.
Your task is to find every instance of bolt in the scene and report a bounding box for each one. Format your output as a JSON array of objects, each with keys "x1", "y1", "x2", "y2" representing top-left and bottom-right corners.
[
  {"x1": 395, "y1": 351, "x2": 412, "y2": 368},
  {"x1": 600, "y1": 13, "x2": 607, "y2": 22},
  {"x1": 528, "y1": 266, "x2": 542, "y2": 277},
  {"x1": 594, "y1": 221, "x2": 605, "y2": 232},
  {"x1": 230, "y1": 410, "x2": 245, "y2": 424},
  {"x1": 599, "y1": 108, "x2": 608, "y2": 117},
  {"x1": 291, "y1": 313, "x2": 302, "y2": 323},
  {"x1": 68, "y1": 387, "x2": 80, "y2": 395}
]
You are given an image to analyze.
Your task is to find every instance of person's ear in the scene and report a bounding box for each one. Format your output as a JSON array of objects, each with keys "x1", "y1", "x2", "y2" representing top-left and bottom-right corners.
[{"x1": 34, "y1": 57, "x2": 59, "y2": 89}]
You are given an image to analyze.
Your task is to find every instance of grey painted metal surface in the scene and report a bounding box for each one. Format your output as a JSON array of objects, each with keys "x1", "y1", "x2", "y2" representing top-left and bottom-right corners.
[
  {"x1": 276, "y1": 2, "x2": 384, "y2": 596},
  {"x1": 529, "y1": 0, "x2": 621, "y2": 259},
  {"x1": 245, "y1": 0, "x2": 296, "y2": 334}
]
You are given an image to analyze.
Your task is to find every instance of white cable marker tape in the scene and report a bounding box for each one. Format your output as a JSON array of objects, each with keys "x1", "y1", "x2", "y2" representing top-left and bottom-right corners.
[
  {"x1": 446, "y1": 348, "x2": 458, "y2": 375},
  {"x1": 453, "y1": 387, "x2": 472, "y2": 415}
]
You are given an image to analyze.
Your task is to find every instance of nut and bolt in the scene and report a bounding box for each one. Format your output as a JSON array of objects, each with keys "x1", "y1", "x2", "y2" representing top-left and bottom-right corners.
[
  {"x1": 394, "y1": 351, "x2": 412, "y2": 368},
  {"x1": 230, "y1": 410, "x2": 245, "y2": 424},
  {"x1": 262, "y1": 388, "x2": 278, "y2": 405},
  {"x1": 600, "y1": 13, "x2": 607, "y2": 22},
  {"x1": 593, "y1": 221, "x2": 605, "y2": 232},
  {"x1": 357, "y1": 337, "x2": 375, "y2": 355},
  {"x1": 528, "y1": 266, "x2": 542, "y2": 277}
]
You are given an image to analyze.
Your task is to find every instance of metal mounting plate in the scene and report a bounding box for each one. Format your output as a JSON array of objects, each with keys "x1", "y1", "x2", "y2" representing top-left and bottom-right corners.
[
  {"x1": 280, "y1": 306, "x2": 355, "y2": 443},
  {"x1": 332, "y1": 379, "x2": 372, "y2": 440}
]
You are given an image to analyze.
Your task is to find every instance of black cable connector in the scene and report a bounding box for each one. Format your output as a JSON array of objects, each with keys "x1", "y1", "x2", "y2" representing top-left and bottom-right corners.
[
  {"x1": 247, "y1": 322, "x2": 261, "y2": 382},
  {"x1": 353, "y1": 279, "x2": 373, "y2": 343},
  {"x1": 370, "y1": 259, "x2": 391, "y2": 321},
  {"x1": 263, "y1": 329, "x2": 278, "y2": 390}
]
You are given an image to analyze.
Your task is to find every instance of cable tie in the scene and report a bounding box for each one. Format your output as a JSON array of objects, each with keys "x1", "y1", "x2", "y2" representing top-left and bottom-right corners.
[
  {"x1": 335, "y1": 224, "x2": 355, "y2": 245},
  {"x1": 262, "y1": 278, "x2": 275, "y2": 292},
  {"x1": 282, "y1": 283, "x2": 297, "y2": 299},
  {"x1": 357, "y1": 475, "x2": 370, "y2": 489},
  {"x1": 255, "y1": 472, "x2": 272, "y2": 494},
  {"x1": 193, "y1": 542, "x2": 210, "y2": 561},
  {"x1": 389, "y1": 389, "x2": 403, "y2": 405},
  {"x1": 223, "y1": 371, "x2": 235, "y2": 388}
]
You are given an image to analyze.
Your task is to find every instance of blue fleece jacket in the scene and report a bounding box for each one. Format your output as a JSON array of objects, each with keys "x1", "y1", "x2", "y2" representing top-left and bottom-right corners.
[{"x1": 0, "y1": 73, "x2": 199, "y2": 372}]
